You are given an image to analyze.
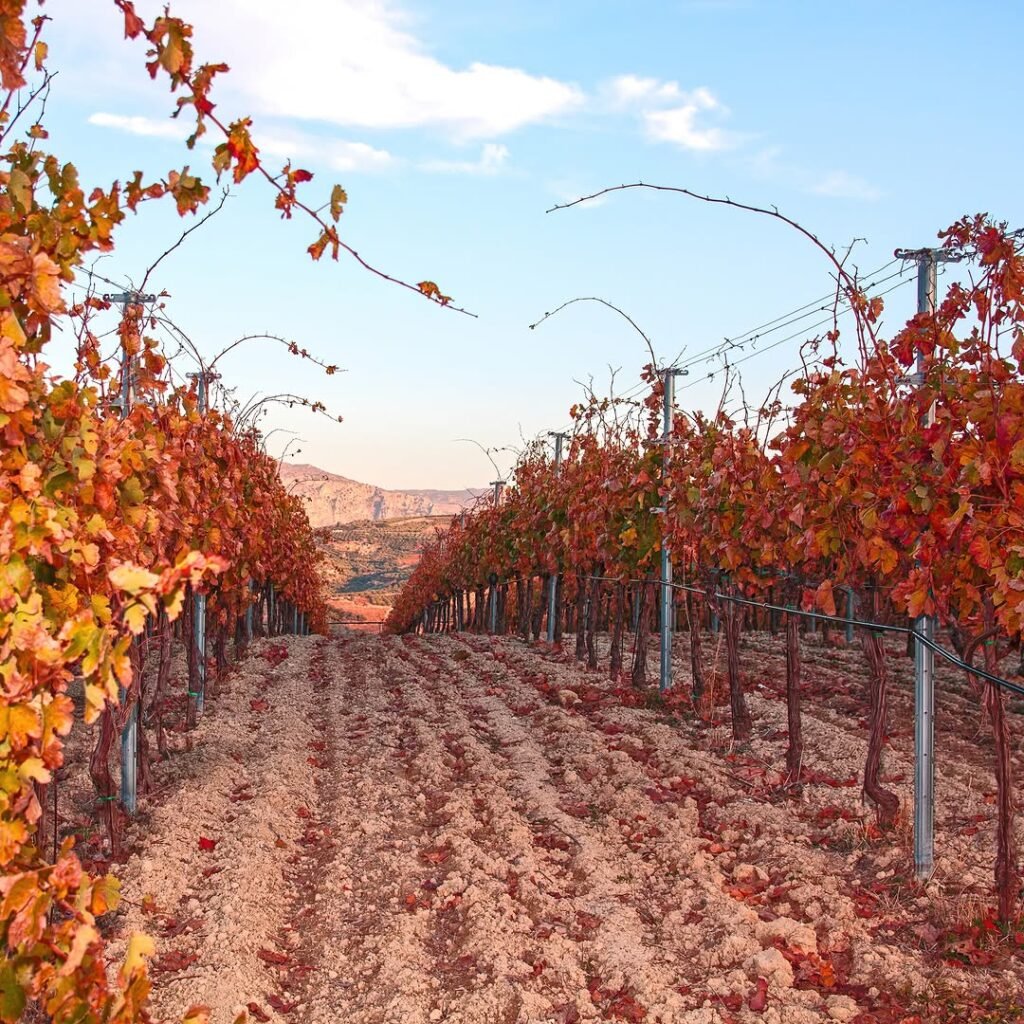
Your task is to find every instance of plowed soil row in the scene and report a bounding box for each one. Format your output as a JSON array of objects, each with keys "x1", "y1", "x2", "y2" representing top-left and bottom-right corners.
[{"x1": 106, "y1": 632, "x2": 1023, "y2": 1024}]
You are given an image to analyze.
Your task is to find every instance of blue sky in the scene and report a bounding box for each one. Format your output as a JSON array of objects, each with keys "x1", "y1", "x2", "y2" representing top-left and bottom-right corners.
[{"x1": 37, "y1": 0, "x2": 1024, "y2": 489}]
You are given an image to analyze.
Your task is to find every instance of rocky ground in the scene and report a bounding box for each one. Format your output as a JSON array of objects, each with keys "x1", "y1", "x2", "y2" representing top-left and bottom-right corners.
[{"x1": 100, "y1": 630, "x2": 1024, "y2": 1024}]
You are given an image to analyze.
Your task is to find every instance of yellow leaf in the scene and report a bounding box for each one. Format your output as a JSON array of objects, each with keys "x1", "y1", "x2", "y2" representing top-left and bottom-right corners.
[
  {"x1": 108, "y1": 563, "x2": 159, "y2": 596},
  {"x1": 0, "y1": 703, "x2": 41, "y2": 748},
  {"x1": 123, "y1": 602, "x2": 149, "y2": 636},
  {"x1": 119, "y1": 931, "x2": 153, "y2": 980},
  {"x1": 72, "y1": 453, "x2": 96, "y2": 482},
  {"x1": 0, "y1": 309, "x2": 26, "y2": 346},
  {"x1": 0, "y1": 817, "x2": 29, "y2": 864},
  {"x1": 90, "y1": 873, "x2": 120, "y2": 917},
  {"x1": 59, "y1": 923, "x2": 99, "y2": 976},
  {"x1": 18, "y1": 758, "x2": 51, "y2": 784},
  {"x1": 182, "y1": 1006, "x2": 211, "y2": 1024},
  {"x1": 83, "y1": 683, "x2": 106, "y2": 724}
]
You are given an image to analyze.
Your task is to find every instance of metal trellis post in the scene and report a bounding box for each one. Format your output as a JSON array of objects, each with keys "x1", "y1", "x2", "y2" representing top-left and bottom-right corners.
[
  {"x1": 106, "y1": 290, "x2": 154, "y2": 816},
  {"x1": 546, "y1": 432, "x2": 567, "y2": 643},
  {"x1": 658, "y1": 366, "x2": 687, "y2": 692},
  {"x1": 187, "y1": 369, "x2": 220, "y2": 719},
  {"x1": 488, "y1": 481, "x2": 504, "y2": 635},
  {"x1": 894, "y1": 244, "x2": 956, "y2": 882}
]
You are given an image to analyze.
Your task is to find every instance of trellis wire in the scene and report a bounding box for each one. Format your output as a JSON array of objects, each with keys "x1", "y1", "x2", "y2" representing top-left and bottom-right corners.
[{"x1": 439, "y1": 571, "x2": 1024, "y2": 699}]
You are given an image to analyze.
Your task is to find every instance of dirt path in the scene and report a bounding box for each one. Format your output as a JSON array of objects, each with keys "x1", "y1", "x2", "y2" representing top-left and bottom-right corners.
[{"x1": 108, "y1": 632, "x2": 1024, "y2": 1024}]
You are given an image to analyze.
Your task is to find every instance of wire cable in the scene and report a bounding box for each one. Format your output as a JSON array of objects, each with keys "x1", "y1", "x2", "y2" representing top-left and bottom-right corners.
[
  {"x1": 471, "y1": 570, "x2": 1024, "y2": 699},
  {"x1": 680, "y1": 275, "x2": 916, "y2": 391}
]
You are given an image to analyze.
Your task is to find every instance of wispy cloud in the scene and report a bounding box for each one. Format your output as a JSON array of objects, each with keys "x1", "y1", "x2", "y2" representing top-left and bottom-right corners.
[
  {"x1": 88, "y1": 112, "x2": 186, "y2": 140},
  {"x1": 605, "y1": 74, "x2": 738, "y2": 152},
  {"x1": 811, "y1": 170, "x2": 882, "y2": 202},
  {"x1": 745, "y1": 146, "x2": 881, "y2": 202},
  {"x1": 87, "y1": 112, "x2": 394, "y2": 172},
  {"x1": 421, "y1": 143, "x2": 509, "y2": 175}
]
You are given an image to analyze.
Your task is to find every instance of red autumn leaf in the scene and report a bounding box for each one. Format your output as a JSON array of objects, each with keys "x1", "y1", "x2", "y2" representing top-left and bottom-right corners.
[
  {"x1": 115, "y1": 0, "x2": 146, "y2": 38},
  {"x1": 246, "y1": 1003, "x2": 271, "y2": 1023},
  {"x1": 250, "y1": 698, "x2": 270, "y2": 712},
  {"x1": 420, "y1": 846, "x2": 451, "y2": 865},
  {"x1": 606, "y1": 994, "x2": 647, "y2": 1022},
  {"x1": 267, "y1": 994, "x2": 297, "y2": 1013},
  {"x1": 152, "y1": 950, "x2": 198, "y2": 974},
  {"x1": 257, "y1": 948, "x2": 290, "y2": 966},
  {"x1": 562, "y1": 801, "x2": 591, "y2": 819},
  {"x1": 198, "y1": 836, "x2": 217, "y2": 851},
  {"x1": 748, "y1": 977, "x2": 769, "y2": 1013}
]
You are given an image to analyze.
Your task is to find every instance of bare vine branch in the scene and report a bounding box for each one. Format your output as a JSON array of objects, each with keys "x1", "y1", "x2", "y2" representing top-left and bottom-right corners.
[
  {"x1": 529, "y1": 296, "x2": 658, "y2": 367},
  {"x1": 140, "y1": 187, "x2": 231, "y2": 292}
]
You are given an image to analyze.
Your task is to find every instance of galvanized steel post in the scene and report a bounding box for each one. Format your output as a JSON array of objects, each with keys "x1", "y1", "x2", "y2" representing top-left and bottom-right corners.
[
  {"x1": 913, "y1": 253, "x2": 937, "y2": 881},
  {"x1": 488, "y1": 481, "x2": 504, "y2": 635},
  {"x1": 105, "y1": 289, "x2": 154, "y2": 816},
  {"x1": 894, "y1": 245, "x2": 954, "y2": 882},
  {"x1": 187, "y1": 369, "x2": 218, "y2": 718},
  {"x1": 546, "y1": 432, "x2": 567, "y2": 643},
  {"x1": 658, "y1": 367, "x2": 687, "y2": 693}
]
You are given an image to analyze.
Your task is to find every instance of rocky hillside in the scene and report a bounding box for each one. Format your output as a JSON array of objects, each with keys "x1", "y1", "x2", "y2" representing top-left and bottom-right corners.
[{"x1": 278, "y1": 462, "x2": 478, "y2": 528}]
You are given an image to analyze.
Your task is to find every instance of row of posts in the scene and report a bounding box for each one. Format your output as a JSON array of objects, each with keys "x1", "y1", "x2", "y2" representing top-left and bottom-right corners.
[
  {"x1": 114, "y1": 326, "x2": 312, "y2": 814},
  {"x1": 433, "y1": 268, "x2": 941, "y2": 882},
  {"x1": 120, "y1": 578, "x2": 311, "y2": 813}
]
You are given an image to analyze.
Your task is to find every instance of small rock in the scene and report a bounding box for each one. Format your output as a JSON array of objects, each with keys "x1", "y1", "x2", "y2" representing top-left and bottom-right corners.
[
  {"x1": 733, "y1": 863, "x2": 768, "y2": 885},
  {"x1": 557, "y1": 689, "x2": 580, "y2": 707},
  {"x1": 747, "y1": 947, "x2": 794, "y2": 989},
  {"x1": 826, "y1": 995, "x2": 860, "y2": 1022},
  {"x1": 429, "y1": 1010, "x2": 442, "y2": 1022},
  {"x1": 756, "y1": 916, "x2": 817, "y2": 954}
]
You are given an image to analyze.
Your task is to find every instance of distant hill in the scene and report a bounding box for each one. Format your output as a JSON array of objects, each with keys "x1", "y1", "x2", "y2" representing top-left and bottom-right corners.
[
  {"x1": 319, "y1": 515, "x2": 447, "y2": 625},
  {"x1": 278, "y1": 462, "x2": 480, "y2": 528}
]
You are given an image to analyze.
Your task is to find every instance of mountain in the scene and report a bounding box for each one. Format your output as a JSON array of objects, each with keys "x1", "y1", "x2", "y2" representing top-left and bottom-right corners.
[{"x1": 278, "y1": 462, "x2": 479, "y2": 528}]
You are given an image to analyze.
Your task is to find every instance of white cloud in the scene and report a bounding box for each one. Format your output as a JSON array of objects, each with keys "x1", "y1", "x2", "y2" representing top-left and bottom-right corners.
[
  {"x1": 644, "y1": 90, "x2": 729, "y2": 151},
  {"x1": 87, "y1": 112, "x2": 395, "y2": 173},
  {"x1": 606, "y1": 74, "x2": 682, "y2": 107},
  {"x1": 88, "y1": 112, "x2": 187, "y2": 140},
  {"x1": 421, "y1": 143, "x2": 509, "y2": 175},
  {"x1": 812, "y1": 170, "x2": 881, "y2": 201},
  {"x1": 117, "y1": 0, "x2": 582, "y2": 139},
  {"x1": 605, "y1": 75, "x2": 735, "y2": 152}
]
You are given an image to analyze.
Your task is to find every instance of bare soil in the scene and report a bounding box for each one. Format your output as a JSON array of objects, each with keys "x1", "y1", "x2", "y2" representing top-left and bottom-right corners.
[{"x1": 100, "y1": 630, "x2": 1024, "y2": 1024}]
